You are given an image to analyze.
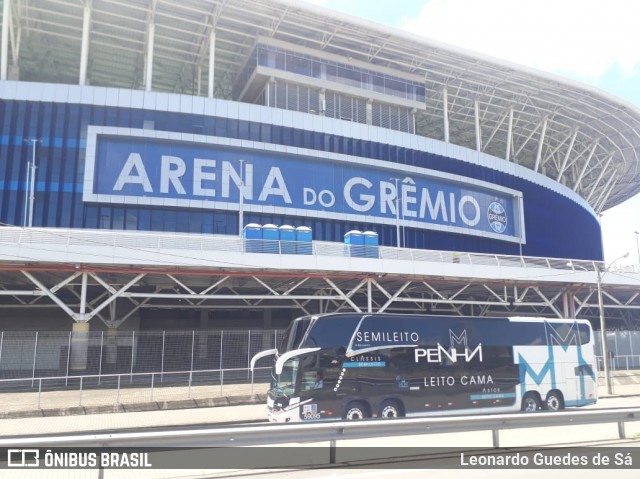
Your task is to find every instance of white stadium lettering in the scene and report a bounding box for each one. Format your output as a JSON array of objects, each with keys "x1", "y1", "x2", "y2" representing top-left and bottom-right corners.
[
  {"x1": 160, "y1": 156, "x2": 187, "y2": 195},
  {"x1": 344, "y1": 177, "x2": 374, "y2": 212},
  {"x1": 113, "y1": 153, "x2": 153, "y2": 193}
]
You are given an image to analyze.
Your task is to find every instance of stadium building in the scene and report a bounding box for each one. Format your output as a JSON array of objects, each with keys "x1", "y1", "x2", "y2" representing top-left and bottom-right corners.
[{"x1": 1, "y1": 0, "x2": 640, "y2": 375}]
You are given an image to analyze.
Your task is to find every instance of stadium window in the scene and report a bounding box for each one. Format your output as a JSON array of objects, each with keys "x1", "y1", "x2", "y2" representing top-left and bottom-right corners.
[
  {"x1": 215, "y1": 117, "x2": 227, "y2": 137},
  {"x1": 164, "y1": 210, "x2": 177, "y2": 232},
  {"x1": 303, "y1": 131, "x2": 312, "y2": 149},
  {"x1": 250, "y1": 122, "x2": 261, "y2": 142},
  {"x1": 271, "y1": 125, "x2": 282, "y2": 144},
  {"x1": 112, "y1": 207, "x2": 125, "y2": 230},
  {"x1": 151, "y1": 209, "x2": 163, "y2": 231},
  {"x1": 287, "y1": 55, "x2": 312, "y2": 76},
  {"x1": 313, "y1": 132, "x2": 323, "y2": 150},
  {"x1": 261, "y1": 124, "x2": 271, "y2": 143},
  {"x1": 99, "y1": 208, "x2": 111, "y2": 229},
  {"x1": 84, "y1": 206, "x2": 98, "y2": 229},
  {"x1": 227, "y1": 118, "x2": 239, "y2": 139},
  {"x1": 275, "y1": 51, "x2": 285, "y2": 70},
  {"x1": 292, "y1": 129, "x2": 303, "y2": 148},
  {"x1": 238, "y1": 120, "x2": 249, "y2": 140},
  {"x1": 138, "y1": 208, "x2": 151, "y2": 231}
]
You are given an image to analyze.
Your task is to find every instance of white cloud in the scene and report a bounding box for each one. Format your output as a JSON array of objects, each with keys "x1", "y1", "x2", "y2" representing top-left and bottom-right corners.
[{"x1": 401, "y1": 0, "x2": 640, "y2": 83}]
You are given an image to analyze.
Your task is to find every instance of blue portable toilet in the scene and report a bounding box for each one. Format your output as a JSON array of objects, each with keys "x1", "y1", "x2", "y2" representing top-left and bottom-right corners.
[
  {"x1": 243, "y1": 224, "x2": 262, "y2": 253},
  {"x1": 279, "y1": 225, "x2": 296, "y2": 254},
  {"x1": 344, "y1": 230, "x2": 364, "y2": 257},
  {"x1": 363, "y1": 231, "x2": 379, "y2": 258},
  {"x1": 262, "y1": 224, "x2": 279, "y2": 254},
  {"x1": 295, "y1": 226, "x2": 312, "y2": 255}
]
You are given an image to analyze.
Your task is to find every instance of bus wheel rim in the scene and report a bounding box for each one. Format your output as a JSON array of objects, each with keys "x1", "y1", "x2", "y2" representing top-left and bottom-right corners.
[
  {"x1": 547, "y1": 396, "x2": 559, "y2": 411},
  {"x1": 381, "y1": 405, "x2": 398, "y2": 418},
  {"x1": 524, "y1": 397, "x2": 537, "y2": 411},
  {"x1": 346, "y1": 408, "x2": 363, "y2": 420}
]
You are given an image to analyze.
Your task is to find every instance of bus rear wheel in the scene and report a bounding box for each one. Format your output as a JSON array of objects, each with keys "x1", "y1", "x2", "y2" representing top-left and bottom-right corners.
[
  {"x1": 521, "y1": 392, "x2": 541, "y2": 412},
  {"x1": 544, "y1": 391, "x2": 564, "y2": 412},
  {"x1": 344, "y1": 402, "x2": 368, "y2": 420},
  {"x1": 378, "y1": 400, "x2": 402, "y2": 419}
]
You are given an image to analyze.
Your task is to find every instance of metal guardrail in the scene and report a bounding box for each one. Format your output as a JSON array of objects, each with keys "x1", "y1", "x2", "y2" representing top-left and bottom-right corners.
[
  {"x1": 0, "y1": 226, "x2": 603, "y2": 272},
  {"x1": 0, "y1": 367, "x2": 270, "y2": 412},
  {"x1": 2, "y1": 408, "x2": 639, "y2": 457}
]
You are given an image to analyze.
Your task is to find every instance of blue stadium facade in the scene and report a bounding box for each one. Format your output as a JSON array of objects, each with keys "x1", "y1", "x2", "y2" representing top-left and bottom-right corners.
[{"x1": 0, "y1": 82, "x2": 602, "y2": 260}]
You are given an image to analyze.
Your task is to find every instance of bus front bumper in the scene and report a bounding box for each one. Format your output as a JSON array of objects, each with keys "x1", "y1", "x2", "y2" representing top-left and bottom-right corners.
[
  {"x1": 267, "y1": 396, "x2": 302, "y2": 423},
  {"x1": 267, "y1": 404, "x2": 301, "y2": 423}
]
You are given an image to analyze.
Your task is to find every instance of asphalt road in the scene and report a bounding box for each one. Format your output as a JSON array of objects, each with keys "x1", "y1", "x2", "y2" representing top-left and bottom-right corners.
[{"x1": 1, "y1": 395, "x2": 639, "y2": 479}]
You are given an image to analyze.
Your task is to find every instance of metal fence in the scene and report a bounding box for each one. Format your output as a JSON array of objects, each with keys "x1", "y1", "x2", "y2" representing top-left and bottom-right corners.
[
  {"x1": 594, "y1": 330, "x2": 640, "y2": 370},
  {"x1": 0, "y1": 329, "x2": 284, "y2": 382},
  {"x1": 0, "y1": 328, "x2": 639, "y2": 384}
]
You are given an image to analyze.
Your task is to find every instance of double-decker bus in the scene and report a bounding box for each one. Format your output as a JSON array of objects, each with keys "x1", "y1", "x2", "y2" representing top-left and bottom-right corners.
[{"x1": 250, "y1": 313, "x2": 597, "y2": 423}]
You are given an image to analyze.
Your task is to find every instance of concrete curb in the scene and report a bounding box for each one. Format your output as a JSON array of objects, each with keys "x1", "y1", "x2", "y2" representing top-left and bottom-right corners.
[{"x1": 0, "y1": 394, "x2": 265, "y2": 420}]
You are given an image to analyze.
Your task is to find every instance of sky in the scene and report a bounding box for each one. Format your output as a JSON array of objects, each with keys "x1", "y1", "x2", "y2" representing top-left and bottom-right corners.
[{"x1": 303, "y1": 0, "x2": 640, "y2": 269}]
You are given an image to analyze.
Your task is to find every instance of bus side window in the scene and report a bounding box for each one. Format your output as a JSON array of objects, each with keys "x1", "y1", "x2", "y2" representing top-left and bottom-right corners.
[
  {"x1": 301, "y1": 370, "x2": 324, "y2": 390},
  {"x1": 300, "y1": 353, "x2": 336, "y2": 390}
]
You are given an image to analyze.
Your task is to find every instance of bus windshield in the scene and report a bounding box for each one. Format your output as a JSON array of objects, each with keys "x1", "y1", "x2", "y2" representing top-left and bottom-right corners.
[{"x1": 270, "y1": 358, "x2": 299, "y2": 396}]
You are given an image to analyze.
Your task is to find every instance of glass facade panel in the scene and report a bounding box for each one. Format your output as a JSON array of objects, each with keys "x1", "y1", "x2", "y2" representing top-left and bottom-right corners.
[{"x1": 243, "y1": 44, "x2": 425, "y2": 103}]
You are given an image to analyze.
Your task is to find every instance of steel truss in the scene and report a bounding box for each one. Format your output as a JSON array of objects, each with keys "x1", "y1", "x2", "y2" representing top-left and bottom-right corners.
[{"x1": 1, "y1": 266, "x2": 639, "y2": 328}]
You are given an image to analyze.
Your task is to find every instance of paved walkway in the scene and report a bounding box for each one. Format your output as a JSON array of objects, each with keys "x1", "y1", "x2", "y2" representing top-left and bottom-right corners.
[{"x1": 0, "y1": 381, "x2": 269, "y2": 418}]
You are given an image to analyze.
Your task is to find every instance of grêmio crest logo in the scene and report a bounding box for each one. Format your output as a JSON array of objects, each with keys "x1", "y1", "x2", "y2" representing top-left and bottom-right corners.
[
  {"x1": 414, "y1": 329, "x2": 483, "y2": 364},
  {"x1": 487, "y1": 201, "x2": 508, "y2": 234}
]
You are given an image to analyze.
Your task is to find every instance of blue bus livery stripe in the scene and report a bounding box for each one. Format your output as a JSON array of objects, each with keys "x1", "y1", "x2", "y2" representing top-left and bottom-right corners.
[
  {"x1": 343, "y1": 361, "x2": 386, "y2": 368},
  {"x1": 470, "y1": 393, "x2": 516, "y2": 400},
  {"x1": 565, "y1": 399, "x2": 597, "y2": 407}
]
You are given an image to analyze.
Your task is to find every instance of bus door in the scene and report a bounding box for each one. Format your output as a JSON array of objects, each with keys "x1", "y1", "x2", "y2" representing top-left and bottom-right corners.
[
  {"x1": 297, "y1": 351, "x2": 342, "y2": 421},
  {"x1": 572, "y1": 363, "x2": 596, "y2": 404}
]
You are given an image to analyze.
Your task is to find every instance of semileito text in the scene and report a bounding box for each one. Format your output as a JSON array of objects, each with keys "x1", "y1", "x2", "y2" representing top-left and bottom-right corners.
[{"x1": 355, "y1": 331, "x2": 419, "y2": 343}]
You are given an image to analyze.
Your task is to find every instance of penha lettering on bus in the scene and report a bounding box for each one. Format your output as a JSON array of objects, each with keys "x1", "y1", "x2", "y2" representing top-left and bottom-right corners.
[{"x1": 414, "y1": 344, "x2": 483, "y2": 363}]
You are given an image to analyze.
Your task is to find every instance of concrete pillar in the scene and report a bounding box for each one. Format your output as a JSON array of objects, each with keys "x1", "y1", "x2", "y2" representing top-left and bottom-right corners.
[
  {"x1": 262, "y1": 310, "x2": 273, "y2": 349},
  {"x1": 79, "y1": 2, "x2": 91, "y2": 85},
  {"x1": 442, "y1": 86, "x2": 449, "y2": 143},
  {"x1": 562, "y1": 290, "x2": 570, "y2": 318},
  {"x1": 319, "y1": 88, "x2": 326, "y2": 115},
  {"x1": 208, "y1": 30, "x2": 215, "y2": 98},
  {"x1": 198, "y1": 310, "x2": 209, "y2": 359},
  {"x1": 70, "y1": 322, "x2": 90, "y2": 370},
  {"x1": 105, "y1": 328, "x2": 118, "y2": 365},
  {"x1": 263, "y1": 309, "x2": 272, "y2": 329},
  {"x1": 1, "y1": 0, "x2": 10, "y2": 81},
  {"x1": 145, "y1": 22, "x2": 155, "y2": 92}
]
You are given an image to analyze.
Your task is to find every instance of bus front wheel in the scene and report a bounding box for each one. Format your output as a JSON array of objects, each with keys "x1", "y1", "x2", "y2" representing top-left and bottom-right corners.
[
  {"x1": 521, "y1": 392, "x2": 541, "y2": 412},
  {"x1": 344, "y1": 402, "x2": 368, "y2": 420},
  {"x1": 544, "y1": 390, "x2": 564, "y2": 412}
]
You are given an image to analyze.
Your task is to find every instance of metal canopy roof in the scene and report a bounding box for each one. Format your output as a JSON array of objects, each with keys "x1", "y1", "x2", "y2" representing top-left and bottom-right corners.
[{"x1": 3, "y1": 0, "x2": 640, "y2": 211}]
